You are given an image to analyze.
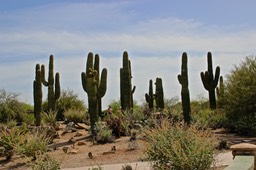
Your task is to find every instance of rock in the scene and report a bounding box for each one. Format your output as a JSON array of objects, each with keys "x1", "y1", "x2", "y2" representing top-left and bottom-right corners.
[
  {"x1": 74, "y1": 132, "x2": 83, "y2": 137},
  {"x1": 76, "y1": 123, "x2": 89, "y2": 130},
  {"x1": 68, "y1": 149, "x2": 78, "y2": 154},
  {"x1": 62, "y1": 146, "x2": 69, "y2": 153},
  {"x1": 77, "y1": 141, "x2": 87, "y2": 146}
]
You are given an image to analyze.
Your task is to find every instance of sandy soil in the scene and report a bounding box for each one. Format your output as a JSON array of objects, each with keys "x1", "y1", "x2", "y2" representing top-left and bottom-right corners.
[
  {"x1": 0, "y1": 124, "x2": 147, "y2": 170},
  {"x1": 1, "y1": 126, "x2": 256, "y2": 170}
]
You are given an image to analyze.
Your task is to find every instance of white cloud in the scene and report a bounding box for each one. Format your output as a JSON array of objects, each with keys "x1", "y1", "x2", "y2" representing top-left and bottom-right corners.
[{"x1": 0, "y1": 1, "x2": 255, "y2": 108}]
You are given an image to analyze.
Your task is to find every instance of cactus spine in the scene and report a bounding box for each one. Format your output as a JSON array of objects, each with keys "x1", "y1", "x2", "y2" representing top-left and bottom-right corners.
[
  {"x1": 200, "y1": 52, "x2": 220, "y2": 110},
  {"x1": 177, "y1": 52, "x2": 191, "y2": 125},
  {"x1": 33, "y1": 64, "x2": 43, "y2": 126},
  {"x1": 120, "y1": 51, "x2": 136, "y2": 111},
  {"x1": 41, "y1": 55, "x2": 61, "y2": 111},
  {"x1": 145, "y1": 79, "x2": 154, "y2": 110},
  {"x1": 155, "y1": 77, "x2": 164, "y2": 109},
  {"x1": 81, "y1": 52, "x2": 107, "y2": 135}
]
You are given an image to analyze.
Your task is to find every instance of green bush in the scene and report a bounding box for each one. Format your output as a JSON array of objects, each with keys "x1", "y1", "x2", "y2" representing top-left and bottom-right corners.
[
  {"x1": 0, "y1": 126, "x2": 28, "y2": 160},
  {"x1": 17, "y1": 131, "x2": 48, "y2": 159},
  {"x1": 224, "y1": 56, "x2": 256, "y2": 136},
  {"x1": 42, "y1": 110, "x2": 57, "y2": 127},
  {"x1": 64, "y1": 109, "x2": 86, "y2": 124},
  {"x1": 0, "y1": 89, "x2": 27, "y2": 124},
  {"x1": 95, "y1": 122, "x2": 114, "y2": 144},
  {"x1": 43, "y1": 89, "x2": 86, "y2": 120},
  {"x1": 143, "y1": 120, "x2": 216, "y2": 170},
  {"x1": 193, "y1": 108, "x2": 227, "y2": 129},
  {"x1": 31, "y1": 152, "x2": 60, "y2": 170}
]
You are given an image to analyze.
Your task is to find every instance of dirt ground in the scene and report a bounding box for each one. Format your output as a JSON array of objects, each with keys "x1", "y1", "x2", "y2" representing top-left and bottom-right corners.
[
  {"x1": 0, "y1": 124, "x2": 147, "y2": 170},
  {"x1": 1, "y1": 125, "x2": 256, "y2": 170}
]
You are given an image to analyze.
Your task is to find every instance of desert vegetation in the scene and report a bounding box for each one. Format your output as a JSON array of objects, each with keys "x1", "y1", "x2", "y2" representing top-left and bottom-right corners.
[{"x1": 1, "y1": 52, "x2": 256, "y2": 169}]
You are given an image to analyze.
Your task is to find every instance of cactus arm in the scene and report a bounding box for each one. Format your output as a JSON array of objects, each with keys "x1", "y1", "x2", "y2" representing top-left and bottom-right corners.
[
  {"x1": 40, "y1": 65, "x2": 49, "y2": 86},
  {"x1": 98, "y1": 68, "x2": 107, "y2": 98},
  {"x1": 81, "y1": 72, "x2": 88, "y2": 92},
  {"x1": 55, "y1": 73, "x2": 61, "y2": 99}
]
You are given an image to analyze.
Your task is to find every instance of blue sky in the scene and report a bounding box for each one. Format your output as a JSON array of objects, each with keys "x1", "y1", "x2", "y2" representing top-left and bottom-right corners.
[{"x1": 0, "y1": 0, "x2": 256, "y2": 107}]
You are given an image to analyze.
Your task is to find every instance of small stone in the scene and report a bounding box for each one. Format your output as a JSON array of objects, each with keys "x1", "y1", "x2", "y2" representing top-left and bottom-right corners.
[
  {"x1": 74, "y1": 132, "x2": 83, "y2": 137},
  {"x1": 68, "y1": 149, "x2": 78, "y2": 154},
  {"x1": 77, "y1": 141, "x2": 87, "y2": 146},
  {"x1": 62, "y1": 146, "x2": 69, "y2": 153}
]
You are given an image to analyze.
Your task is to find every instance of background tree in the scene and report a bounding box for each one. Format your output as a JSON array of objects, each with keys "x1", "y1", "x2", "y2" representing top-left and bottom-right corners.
[{"x1": 224, "y1": 56, "x2": 256, "y2": 136}]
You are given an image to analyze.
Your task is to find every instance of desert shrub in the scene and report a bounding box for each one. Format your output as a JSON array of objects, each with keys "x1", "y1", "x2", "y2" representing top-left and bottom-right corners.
[
  {"x1": 224, "y1": 56, "x2": 256, "y2": 136},
  {"x1": 0, "y1": 89, "x2": 27, "y2": 124},
  {"x1": 64, "y1": 109, "x2": 86, "y2": 124},
  {"x1": 193, "y1": 108, "x2": 227, "y2": 129},
  {"x1": 56, "y1": 89, "x2": 86, "y2": 120},
  {"x1": 95, "y1": 122, "x2": 114, "y2": 144},
  {"x1": 42, "y1": 110, "x2": 57, "y2": 127},
  {"x1": 17, "y1": 131, "x2": 49, "y2": 159},
  {"x1": 106, "y1": 116, "x2": 128, "y2": 137},
  {"x1": 0, "y1": 126, "x2": 28, "y2": 160},
  {"x1": 31, "y1": 152, "x2": 60, "y2": 170},
  {"x1": 143, "y1": 120, "x2": 216, "y2": 170},
  {"x1": 22, "y1": 113, "x2": 35, "y2": 125}
]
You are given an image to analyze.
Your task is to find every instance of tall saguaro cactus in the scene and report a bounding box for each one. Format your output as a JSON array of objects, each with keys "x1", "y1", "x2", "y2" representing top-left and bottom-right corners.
[
  {"x1": 41, "y1": 55, "x2": 61, "y2": 111},
  {"x1": 200, "y1": 52, "x2": 220, "y2": 110},
  {"x1": 155, "y1": 77, "x2": 164, "y2": 109},
  {"x1": 33, "y1": 64, "x2": 43, "y2": 126},
  {"x1": 177, "y1": 52, "x2": 191, "y2": 125},
  {"x1": 145, "y1": 79, "x2": 154, "y2": 110},
  {"x1": 120, "y1": 51, "x2": 136, "y2": 111},
  {"x1": 81, "y1": 52, "x2": 107, "y2": 135}
]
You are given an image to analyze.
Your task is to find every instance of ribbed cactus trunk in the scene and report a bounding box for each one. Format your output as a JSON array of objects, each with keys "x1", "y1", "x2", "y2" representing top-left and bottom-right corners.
[
  {"x1": 120, "y1": 51, "x2": 136, "y2": 111},
  {"x1": 200, "y1": 52, "x2": 220, "y2": 110},
  {"x1": 81, "y1": 52, "x2": 107, "y2": 136},
  {"x1": 41, "y1": 55, "x2": 61, "y2": 112},
  {"x1": 177, "y1": 52, "x2": 191, "y2": 125},
  {"x1": 145, "y1": 79, "x2": 154, "y2": 110},
  {"x1": 33, "y1": 64, "x2": 43, "y2": 126},
  {"x1": 155, "y1": 77, "x2": 164, "y2": 110}
]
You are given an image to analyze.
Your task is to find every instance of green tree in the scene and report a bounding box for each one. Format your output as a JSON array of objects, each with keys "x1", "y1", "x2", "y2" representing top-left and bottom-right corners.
[
  {"x1": 225, "y1": 56, "x2": 256, "y2": 136},
  {"x1": 0, "y1": 89, "x2": 26, "y2": 124}
]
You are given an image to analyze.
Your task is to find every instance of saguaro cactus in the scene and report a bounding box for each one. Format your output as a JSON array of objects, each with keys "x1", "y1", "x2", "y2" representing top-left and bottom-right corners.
[
  {"x1": 145, "y1": 79, "x2": 154, "y2": 110},
  {"x1": 216, "y1": 76, "x2": 224, "y2": 108},
  {"x1": 120, "y1": 51, "x2": 136, "y2": 111},
  {"x1": 41, "y1": 55, "x2": 61, "y2": 111},
  {"x1": 177, "y1": 52, "x2": 191, "y2": 125},
  {"x1": 155, "y1": 77, "x2": 164, "y2": 109},
  {"x1": 81, "y1": 52, "x2": 107, "y2": 135},
  {"x1": 200, "y1": 52, "x2": 220, "y2": 110},
  {"x1": 33, "y1": 64, "x2": 43, "y2": 126}
]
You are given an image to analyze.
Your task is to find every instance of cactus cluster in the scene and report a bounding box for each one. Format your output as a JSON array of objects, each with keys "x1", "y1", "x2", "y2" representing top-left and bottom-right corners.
[
  {"x1": 200, "y1": 52, "x2": 220, "y2": 110},
  {"x1": 33, "y1": 64, "x2": 43, "y2": 126},
  {"x1": 41, "y1": 55, "x2": 61, "y2": 111},
  {"x1": 177, "y1": 52, "x2": 191, "y2": 125},
  {"x1": 145, "y1": 78, "x2": 164, "y2": 110},
  {"x1": 120, "y1": 51, "x2": 136, "y2": 111},
  {"x1": 81, "y1": 52, "x2": 107, "y2": 135}
]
